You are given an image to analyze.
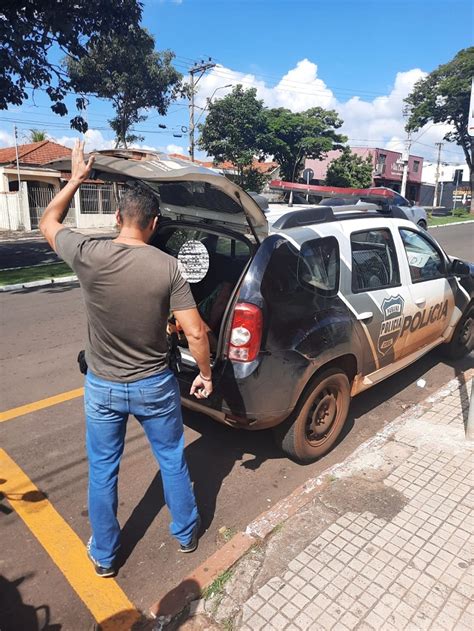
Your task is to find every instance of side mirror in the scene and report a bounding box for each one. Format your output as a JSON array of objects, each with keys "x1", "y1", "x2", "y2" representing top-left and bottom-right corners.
[{"x1": 450, "y1": 259, "x2": 471, "y2": 277}]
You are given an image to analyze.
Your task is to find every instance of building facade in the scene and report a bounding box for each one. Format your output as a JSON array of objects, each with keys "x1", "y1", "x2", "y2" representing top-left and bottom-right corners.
[{"x1": 305, "y1": 147, "x2": 424, "y2": 202}]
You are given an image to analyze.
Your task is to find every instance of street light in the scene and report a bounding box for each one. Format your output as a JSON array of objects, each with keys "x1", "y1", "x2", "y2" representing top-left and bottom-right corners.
[{"x1": 194, "y1": 84, "x2": 232, "y2": 126}]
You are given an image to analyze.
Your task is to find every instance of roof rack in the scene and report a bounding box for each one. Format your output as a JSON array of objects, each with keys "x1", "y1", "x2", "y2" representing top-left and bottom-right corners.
[{"x1": 271, "y1": 203, "x2": 406, "y2": 230}]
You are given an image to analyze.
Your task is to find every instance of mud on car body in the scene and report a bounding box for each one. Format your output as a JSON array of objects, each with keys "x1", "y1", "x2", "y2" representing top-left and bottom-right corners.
[{"x1": 51, "y1": 151, "x2": 474, "y2": 463}]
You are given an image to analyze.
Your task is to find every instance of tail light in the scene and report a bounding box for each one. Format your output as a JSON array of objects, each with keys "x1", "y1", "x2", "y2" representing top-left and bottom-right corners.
[{"x1": 228, "y1": 303, "x2": 263, "y2": 362}]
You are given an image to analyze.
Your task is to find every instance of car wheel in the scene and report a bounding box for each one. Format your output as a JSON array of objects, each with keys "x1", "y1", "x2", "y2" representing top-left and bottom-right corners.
[
  {"x1": 440, "y1": 306, "x2": 474, "y2": 360},
  {"x1": 273, "y1": 368, "x2": 350, "y2": 463},
  {"x1": 417, "y1": 219, "x2": 427, "y2": 230}
]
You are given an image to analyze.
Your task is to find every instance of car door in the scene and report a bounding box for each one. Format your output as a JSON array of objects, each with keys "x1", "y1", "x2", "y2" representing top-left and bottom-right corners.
[
  {"x1": 397, "y1": 227, "x2": 455, "y2": 357},
  {"x1": 342, "y1": 225, "x2": 412, "y2": 377}
]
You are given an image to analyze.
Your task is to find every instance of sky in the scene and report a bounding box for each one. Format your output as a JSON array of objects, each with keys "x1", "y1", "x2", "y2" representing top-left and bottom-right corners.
[{"x1": 1, "y1": 0, "x2": 473, "y2": 166}]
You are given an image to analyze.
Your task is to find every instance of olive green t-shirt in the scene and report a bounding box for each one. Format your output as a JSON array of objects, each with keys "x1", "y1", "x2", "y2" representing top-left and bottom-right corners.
[{"x1": 55, "y1": 228, "x2": 195, "y2": 382}]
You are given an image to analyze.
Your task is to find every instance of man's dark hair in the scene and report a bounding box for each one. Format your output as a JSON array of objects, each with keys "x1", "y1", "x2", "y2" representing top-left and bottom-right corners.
[{"x1": 118, "y1": 188, "x2": 160, "y2": 229}]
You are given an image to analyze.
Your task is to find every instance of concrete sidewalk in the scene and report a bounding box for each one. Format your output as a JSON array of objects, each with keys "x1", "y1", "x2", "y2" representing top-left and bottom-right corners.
[{"x1": 188, "y1": 373, "x2": 473, "y2": 631}]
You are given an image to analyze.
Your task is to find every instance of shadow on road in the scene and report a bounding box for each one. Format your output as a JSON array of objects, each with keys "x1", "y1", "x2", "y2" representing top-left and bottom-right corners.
[
  {"x1": 117, "y1": 411, "x2": 282, "y2": 568},
  {"x1": 346, "y1": 351, "x2": 473, "y2": 434},
  {"x1": 0, "y1": 574, "x2": 61, "y2": 631},
  {"x1": 116, "y1": 350, "x2": 472, "y2": 568}
]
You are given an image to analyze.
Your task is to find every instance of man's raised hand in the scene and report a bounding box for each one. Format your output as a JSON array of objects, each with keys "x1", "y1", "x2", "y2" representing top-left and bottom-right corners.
[{"x1": 71, "y1": 139, "x2": 95, "y2": 184}]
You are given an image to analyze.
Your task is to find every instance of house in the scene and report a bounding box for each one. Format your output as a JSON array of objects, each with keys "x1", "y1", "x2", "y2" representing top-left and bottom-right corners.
[
  {"x1": 168, "y1": 153, "x2": 280, "y2": 186},
  {"x1": 305, "y1": 147, "x2": 424, "y2": 203},
  {"x1": 420, "y1": 161, "x2": 471, "y2": 208},
  {"x1": 0, "y1": 140, "x2": 71, "y2": 193},
  {"x1": 0, "y1": 140, "x2": 118, "y2": 231}
]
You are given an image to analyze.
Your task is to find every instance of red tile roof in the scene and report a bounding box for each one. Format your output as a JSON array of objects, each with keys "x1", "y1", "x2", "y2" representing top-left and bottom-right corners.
[
  {"x1": 0, "y1": 140, "x2": 71, "y2": 166},
  {"x1": 168, "y1": 153, "x2": 278, "y2": 173}
]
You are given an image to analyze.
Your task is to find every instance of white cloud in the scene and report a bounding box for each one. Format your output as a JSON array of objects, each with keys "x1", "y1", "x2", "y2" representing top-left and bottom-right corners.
[
  {"x1": 52, "y1": 129, "x2": 116, "y2": 152},
  {"x1": 0, "y1": 130, "x2": 15, "y2": 147},
  {"x1": 165, "y1": 143, "x2": 186, "y2": 155},
  {"x1": 192, "y1": 61, "x2": 464, "y2": 163}
]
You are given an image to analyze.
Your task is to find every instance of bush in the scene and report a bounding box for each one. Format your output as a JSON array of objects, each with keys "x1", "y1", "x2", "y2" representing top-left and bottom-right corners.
[{"x1": 452, "y1": 207, "x2": 470, "y2": 217}]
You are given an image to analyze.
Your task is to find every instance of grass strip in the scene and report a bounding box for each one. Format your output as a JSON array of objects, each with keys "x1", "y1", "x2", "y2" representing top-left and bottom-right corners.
[
  {"x1": 0, "y1": 262, "x2": 73, "y2": 286},
  {"x1": 429, "y1": 215, "x2": 473, "y2": 227}
]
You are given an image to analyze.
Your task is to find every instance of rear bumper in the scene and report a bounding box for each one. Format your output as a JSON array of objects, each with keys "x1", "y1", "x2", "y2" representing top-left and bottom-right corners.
[{"x1": 177, "y1": 351, "x2": 309, "y2": 430}]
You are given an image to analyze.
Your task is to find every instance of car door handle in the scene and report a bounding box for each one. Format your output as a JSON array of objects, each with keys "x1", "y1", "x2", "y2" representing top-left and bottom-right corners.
[
  {"x1": 356, "y1": 311, "x2": 373, "y2": 321},
  {"x1": 415, "y1": 298, "x2": 426, "y2": 307}
]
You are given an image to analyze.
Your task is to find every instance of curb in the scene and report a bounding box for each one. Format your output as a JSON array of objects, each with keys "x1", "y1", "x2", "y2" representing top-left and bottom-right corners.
[
  {"x1": 149, "y1": 368, "x2": 474, "y2": 623},
  {"x1": 429, "y1": 219, "x2": 474, "y2": 228},
  {"x1": 0, "y1": 275, "x2": 78, "y2": 292}
]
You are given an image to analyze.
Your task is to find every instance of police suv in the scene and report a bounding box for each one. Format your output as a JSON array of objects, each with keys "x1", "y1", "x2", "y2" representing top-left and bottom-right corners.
[{"x1": 54, "y1": 151, "x2": 474, "y2": 463}]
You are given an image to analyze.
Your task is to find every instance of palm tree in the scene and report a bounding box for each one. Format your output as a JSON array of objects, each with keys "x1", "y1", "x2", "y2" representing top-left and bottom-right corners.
[{"x1": 29, "y1": 129, "x2": 48, "y2": 142}]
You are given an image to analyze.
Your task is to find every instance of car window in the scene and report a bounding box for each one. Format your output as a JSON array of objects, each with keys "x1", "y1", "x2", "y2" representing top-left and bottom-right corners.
[
  {"x1": 399, "y1": 229, "x2": 445, "y2": 282},
  {"x1": 351, "y1": 229, "x2": 400, "y2": 292},
  {"x1": 393, "y1": 193, "x2": 408, "y2": 206},
  {"x1": 298, "y1": 237, "x2": 339, "y2": 296}
]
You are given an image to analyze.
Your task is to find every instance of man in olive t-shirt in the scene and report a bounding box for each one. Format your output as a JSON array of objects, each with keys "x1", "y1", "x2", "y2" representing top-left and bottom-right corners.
[{"x1": 40, "y1": 141, "x2": 212, "y2": 577}]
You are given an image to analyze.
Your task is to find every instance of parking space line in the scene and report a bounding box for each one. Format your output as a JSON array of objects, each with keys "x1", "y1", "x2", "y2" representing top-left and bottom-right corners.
[
  {"x1": 0, "y1": 388, "x2": 84, "y2": 423},
  {"x1": 0, "y1": 449, "x2": 141, "y2": 630}
]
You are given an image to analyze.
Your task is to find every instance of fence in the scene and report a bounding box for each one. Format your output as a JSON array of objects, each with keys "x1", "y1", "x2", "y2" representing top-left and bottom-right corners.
[
  {"x1": 0, "y1": 183, "x2": 127, "y2": 232},
  {"x1": 28, "y1": 187, "x2": 76, "y2": 229}
]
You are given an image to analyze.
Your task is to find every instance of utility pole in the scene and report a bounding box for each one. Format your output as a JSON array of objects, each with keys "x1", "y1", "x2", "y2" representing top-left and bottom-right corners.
[
  {"x1": 433, "y1": 142, "x2": 443, "y2": 207},
  {"x1": 400, "y1": 132, "x2": 411, "y2": 198},
  {"x1": 13, "y1": 126, "x2": 22, "y2": 193},
  {"x1": 13, "y1": 125, "x2": 24, "y2": 229},
  {"x1": 189, "y1": 59, "x2": 216, "y2": 162}
]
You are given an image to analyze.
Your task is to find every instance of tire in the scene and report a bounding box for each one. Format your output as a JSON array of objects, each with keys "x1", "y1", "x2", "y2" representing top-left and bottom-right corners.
[
  {"x1": 417, "y1": 219, "x2": 427, "y2": 230},
  {"x1": 273, "y1": 368, "x2": 350, "y2": 463},
  {"x1": 440, "y1": 306, "x2": 474, "y2": 360}
]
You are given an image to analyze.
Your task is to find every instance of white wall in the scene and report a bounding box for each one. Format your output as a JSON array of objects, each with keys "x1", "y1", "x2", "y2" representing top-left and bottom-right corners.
[
  {"x1": 0, "y1": 184, "x2": 30, "y2": 231},
  {"x1": 76, "y1": 214, "x2": 117, "y2": 229},
  {"x1": 422, "y1": 162, "x2": 469, "y2": 184}
]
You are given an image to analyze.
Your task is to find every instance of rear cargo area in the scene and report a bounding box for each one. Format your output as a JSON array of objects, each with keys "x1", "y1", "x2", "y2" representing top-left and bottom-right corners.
[{"x1": 152, "y1": 224, "x2": 254, "y2": 362}]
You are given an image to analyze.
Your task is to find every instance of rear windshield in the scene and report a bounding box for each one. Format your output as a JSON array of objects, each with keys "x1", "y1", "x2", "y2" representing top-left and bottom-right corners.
[{"x1": 149, "y1": 181, "x2": 243, "y2": 214}]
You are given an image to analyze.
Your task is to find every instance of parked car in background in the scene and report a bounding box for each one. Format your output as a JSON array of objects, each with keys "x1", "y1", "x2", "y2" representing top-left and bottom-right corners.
[
  {"x1": 367, "y1": 187, "x2": 428, "y2": 230},
  {"x1": 264, "y1": 181, "x2": 428, "y2": 229}
]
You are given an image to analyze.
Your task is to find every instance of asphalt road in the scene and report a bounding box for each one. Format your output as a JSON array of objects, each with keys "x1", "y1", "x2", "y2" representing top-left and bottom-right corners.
[{"x1": 1, "y1": 223, "x2": 473, "y2": 629}]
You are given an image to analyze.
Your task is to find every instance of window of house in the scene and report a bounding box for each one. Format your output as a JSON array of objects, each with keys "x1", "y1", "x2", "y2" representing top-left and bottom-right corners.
[
  {"x1": 377, "y1": 153, "x2": 387, "y2": 174},
  {"x1": 351, "y1": 229, "x2": 400, "y2": 292},
  {"x1": 413, "y1": 160, "x2": 420, "y2": 173},
  {"x1": 297, "y1": 237, "x2": 339, "y2": 296},
  {"x1": 399, "y1": 229, "x2": 445, "y2": 282}
]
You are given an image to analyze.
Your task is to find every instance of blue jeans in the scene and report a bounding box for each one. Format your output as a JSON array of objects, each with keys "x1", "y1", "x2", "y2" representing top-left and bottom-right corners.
[{"x1": 84, "y1": 368, "x2": 198, "y2": 567}]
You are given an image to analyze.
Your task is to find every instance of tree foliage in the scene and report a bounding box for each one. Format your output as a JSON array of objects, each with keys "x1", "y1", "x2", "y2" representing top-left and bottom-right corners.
[
  {"x1": 0, "y1": 0, "x2": 143, "y2": 131},
  {"x1": 29, "y1": 129, "x2": 48, "y2": 143},
  {"x1": 264, "y1": 107, "x2": 347, "y2": 181},
  {"x1": 405, "y1": 47, "x2": 474, "y2": 204},
  {"x1": 325, "y1": 148, "x2": 373, "y2": 188},
  {"x1": 66, "y1": 28, "x2": 183, "y2": 147},
  {"x1": 198, "y1": 85, "x2": 268, "y2": 187}
]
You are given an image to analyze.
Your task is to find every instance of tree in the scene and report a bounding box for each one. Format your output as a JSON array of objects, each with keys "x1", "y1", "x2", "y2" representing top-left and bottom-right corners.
[
  {"x1": 66, "y1": 28, "x2": 183, "y2": 147},
  {"x1": 198, "y1": 85, "x2": 268, "y2": 188},
  {"x1": 29, "y1": 130, "x2": 48, "y2": 143},
  {"x1": 0, "y1": 1, "x2": 142, "y2": 131},
  {"x1": 325, "y1": 148, "x2": 373, "y2": 188},
  {"x1": 264, "y1": 107, "x2": 346, "y2": 182},
  {"x1": 405, "y1": 47, "x2": 474, "y2": 211}
]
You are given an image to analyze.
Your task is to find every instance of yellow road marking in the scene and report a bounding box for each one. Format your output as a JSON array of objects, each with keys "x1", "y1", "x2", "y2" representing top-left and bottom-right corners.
[
  {"x1": 0, "y1": 449, "x2": 141, "y2": 630},
  {"x1": 0, "y1": 388, "x2": 84, "y2": 423}
]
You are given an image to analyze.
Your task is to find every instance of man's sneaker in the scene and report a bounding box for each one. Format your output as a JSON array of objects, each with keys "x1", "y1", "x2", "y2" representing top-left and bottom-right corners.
[
  {"x1": 87, "y1": 538, "x2": 116, "y2": 578},
  {"x1": 179, "y1": 515, "x2": 201, "y2": 553}
]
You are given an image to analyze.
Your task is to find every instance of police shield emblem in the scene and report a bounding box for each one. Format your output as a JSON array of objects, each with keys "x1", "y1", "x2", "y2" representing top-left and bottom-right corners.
[{"x1": 378, "y1": 295, "x2": 405, "y2": 356}]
